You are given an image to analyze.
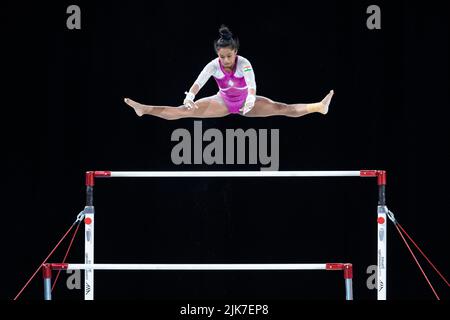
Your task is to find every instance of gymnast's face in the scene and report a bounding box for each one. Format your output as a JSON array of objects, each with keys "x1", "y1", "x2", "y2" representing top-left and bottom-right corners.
[{"x1": 218, "y1": 47, "x2": 237, "y2": 69}]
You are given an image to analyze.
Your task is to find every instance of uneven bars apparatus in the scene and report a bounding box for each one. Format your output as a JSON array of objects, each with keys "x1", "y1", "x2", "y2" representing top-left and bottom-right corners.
[{"x1": 43, "y1": 170, "x2": 387, "y2": 300}]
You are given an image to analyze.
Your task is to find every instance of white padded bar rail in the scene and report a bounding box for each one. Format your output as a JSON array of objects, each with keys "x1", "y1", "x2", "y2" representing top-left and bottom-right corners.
[
  {"x1": 66, "y1": 264, "x2": 328, "y2": 270},
  {"x1": 108, "y1": 171, "x2": 362, "y2": 178}
]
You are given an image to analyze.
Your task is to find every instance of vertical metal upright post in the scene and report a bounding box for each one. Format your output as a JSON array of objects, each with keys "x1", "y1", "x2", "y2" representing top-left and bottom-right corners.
[
  {"x1": 377, "y1": 171, "x2": 387, "y2": 300},
  {"x1": 42, "y1": 264, "x2": 52, "y2": 301},
  {"x1": 85, "y1": 172, "x2": 95, "y2": 300},
  {"x1": 343, "y1": 263, "x2": 353, "y2": 300}
]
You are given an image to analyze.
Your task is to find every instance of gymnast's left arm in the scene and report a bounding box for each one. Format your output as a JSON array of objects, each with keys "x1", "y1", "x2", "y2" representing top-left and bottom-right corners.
[{"x1": 240, "y1": 58, "x2": 257, "y2": 114}]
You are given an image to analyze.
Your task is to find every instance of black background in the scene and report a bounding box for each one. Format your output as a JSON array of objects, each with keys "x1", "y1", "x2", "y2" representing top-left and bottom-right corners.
[{"x1": 2, "y1": 0, "x2": 449, "y2": 304}]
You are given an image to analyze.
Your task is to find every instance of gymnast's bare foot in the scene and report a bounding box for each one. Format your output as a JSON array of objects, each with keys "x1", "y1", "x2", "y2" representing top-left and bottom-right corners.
[
  {"x1": 319, "y1": 90, "x2": 334, "y2": 115},
  {"x1": 124, "y1": 97, "x2": 149, "y2": 117}
]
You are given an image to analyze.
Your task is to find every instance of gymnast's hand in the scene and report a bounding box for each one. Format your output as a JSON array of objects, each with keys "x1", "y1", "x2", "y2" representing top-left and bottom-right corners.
[
  {"x1": 240, "y1": 94, "x2": 256, "y2": 115},
  {"x1": 183, "y1": 91, "x2": 198, "y2": 110}
]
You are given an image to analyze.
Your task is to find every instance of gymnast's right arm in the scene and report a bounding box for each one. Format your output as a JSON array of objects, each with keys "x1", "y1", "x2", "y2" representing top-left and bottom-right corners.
[{"x1": 183, "y1": 60, "x2": 216, "y2": 109}]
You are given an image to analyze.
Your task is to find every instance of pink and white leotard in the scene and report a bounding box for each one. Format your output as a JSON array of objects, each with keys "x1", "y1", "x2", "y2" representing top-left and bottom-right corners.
[{"x1": 193, "y1": 55, "x2": 256, "y2": 114}]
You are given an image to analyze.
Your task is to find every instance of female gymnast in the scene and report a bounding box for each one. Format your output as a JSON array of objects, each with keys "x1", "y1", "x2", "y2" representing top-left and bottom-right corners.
[{"x1": 124, "y1": 25, "x2": 334, "y2": 120}]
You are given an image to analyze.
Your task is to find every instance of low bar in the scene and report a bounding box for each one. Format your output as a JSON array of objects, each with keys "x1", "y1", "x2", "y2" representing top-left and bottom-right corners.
[{"x1": 52, "y1": 263, "x2": 329, "y2": 270}]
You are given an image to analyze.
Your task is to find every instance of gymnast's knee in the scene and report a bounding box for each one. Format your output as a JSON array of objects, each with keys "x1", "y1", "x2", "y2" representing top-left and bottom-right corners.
[
  {"x1": 274, "y1": 102, "x2": 289, "y2": 111},
  {"x1": 165, "y1": 106, "x2": 193, "y2": 120}
]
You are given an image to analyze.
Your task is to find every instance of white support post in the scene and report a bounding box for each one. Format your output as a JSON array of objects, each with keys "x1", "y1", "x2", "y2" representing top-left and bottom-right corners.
[
  {"x1": 377, "y1": 205, "x2": 387, "y2": 300},
  {"x1": 84, "y1": 206, "x2": 94, "y2": 300},
  {"x1": 376, "y1": 171, "x2": 387, "y2": 300}
]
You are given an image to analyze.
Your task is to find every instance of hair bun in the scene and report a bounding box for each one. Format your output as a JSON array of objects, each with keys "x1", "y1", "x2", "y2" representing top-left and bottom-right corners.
[{"x1": 219, "y1": 25, "x2": 233, "y2": 40}]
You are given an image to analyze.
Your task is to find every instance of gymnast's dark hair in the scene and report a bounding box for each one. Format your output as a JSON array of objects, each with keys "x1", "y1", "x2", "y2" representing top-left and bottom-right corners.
[{"x1": 214, "y1": 25, "x2": 239, "y2": 53}]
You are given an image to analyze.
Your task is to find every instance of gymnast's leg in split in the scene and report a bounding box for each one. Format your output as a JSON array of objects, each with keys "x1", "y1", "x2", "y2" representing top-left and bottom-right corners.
[
  {"x1": 244, "y1": 90, "x2": 334, "y2": 118},
  {"x1": 124, "y1": 95, "x2": 230, "y2": 120}
]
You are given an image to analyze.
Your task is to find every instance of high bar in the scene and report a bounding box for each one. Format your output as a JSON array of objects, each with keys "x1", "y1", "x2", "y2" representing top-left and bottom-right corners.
[
  {"x1": 85, "y1": 170, "x2": 386, "y2": 186},
  {"x1": 92, "y1": 171, "x2": 370, "y2": 178}
]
